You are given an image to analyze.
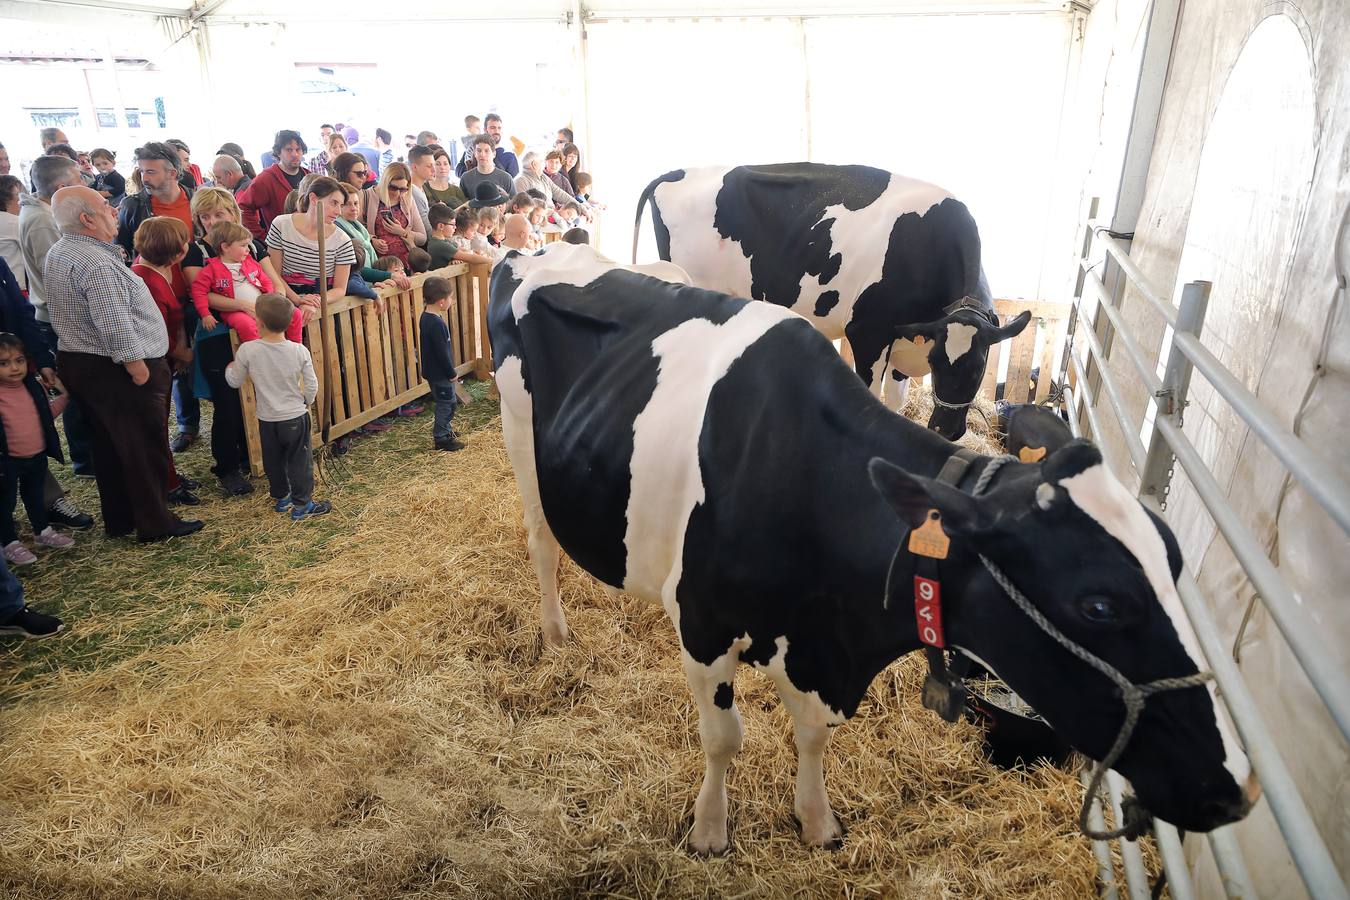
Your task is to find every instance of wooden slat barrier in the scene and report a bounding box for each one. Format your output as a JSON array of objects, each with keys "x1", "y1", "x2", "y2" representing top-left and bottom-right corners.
[
  {"x1": 979, "y1": 299, "x2": 1072, "y2": 405},
  {"x1": 235, "y1": 262, "x2": 497, "y2": 476}
]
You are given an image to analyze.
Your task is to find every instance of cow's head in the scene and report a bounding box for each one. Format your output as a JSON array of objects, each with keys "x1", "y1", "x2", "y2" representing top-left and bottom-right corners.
[
  {"x1": 896, "y1": 305, "x2": 1031, "y2": 440},
  {"x1": 869, "y1": 441, "x2": 1256, "y2": 833}
]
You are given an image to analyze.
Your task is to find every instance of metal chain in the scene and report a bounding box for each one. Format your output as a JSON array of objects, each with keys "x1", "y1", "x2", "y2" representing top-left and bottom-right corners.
[{"x1": 970, "y1": 454, "x2": 1214, "y2": 840}]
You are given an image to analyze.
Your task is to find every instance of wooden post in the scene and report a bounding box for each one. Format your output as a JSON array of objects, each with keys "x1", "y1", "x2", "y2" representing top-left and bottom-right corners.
[{"x1": 232, "y1": 332, "x2": 265, "y2": 477}]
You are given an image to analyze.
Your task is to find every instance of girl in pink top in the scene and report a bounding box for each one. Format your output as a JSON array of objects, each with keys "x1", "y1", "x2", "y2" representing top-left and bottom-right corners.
[
  {"x1": 191, "y1": 221, "x2": 304, "y2": 343},
  {"x1": 0, "y1": 333, "x2": 75, "y2": 565}
]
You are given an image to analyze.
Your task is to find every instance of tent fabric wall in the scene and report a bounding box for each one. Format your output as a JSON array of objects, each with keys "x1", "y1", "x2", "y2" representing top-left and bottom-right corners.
[{"x1": 1085, "y1": 0, "x2": 1350, "y2": 895}]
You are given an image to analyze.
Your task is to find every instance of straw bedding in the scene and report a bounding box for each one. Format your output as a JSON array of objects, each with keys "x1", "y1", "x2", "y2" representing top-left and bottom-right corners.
[{"x1": 0, "y1": 391, "x2": 1122, "y2": 899}]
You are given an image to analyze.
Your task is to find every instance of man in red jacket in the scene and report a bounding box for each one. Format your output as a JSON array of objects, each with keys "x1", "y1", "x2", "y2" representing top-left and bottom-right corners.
[{"x1": 239, "y1": 130, "x2": 308, "y2": 240}]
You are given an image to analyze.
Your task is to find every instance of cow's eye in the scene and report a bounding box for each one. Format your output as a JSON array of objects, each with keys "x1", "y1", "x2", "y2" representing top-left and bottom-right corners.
[{"x1": 1077, "y1": 595, "x2": 1119, "y2": 624}]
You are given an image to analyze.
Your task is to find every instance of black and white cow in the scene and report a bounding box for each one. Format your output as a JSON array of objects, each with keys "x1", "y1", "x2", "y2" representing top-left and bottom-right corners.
[
  {"x1": 489, "y1": 243, "x2": 1254, "y2": 853},
  {"x1": 632, "y1": 163, "x2": 1031, "y2": 439}
]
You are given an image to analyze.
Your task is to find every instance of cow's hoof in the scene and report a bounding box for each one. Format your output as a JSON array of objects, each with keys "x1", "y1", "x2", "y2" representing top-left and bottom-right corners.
[
  {"x1": 689, "y1": 822, "x2": 731, "y2": 856},
  {"x1": 796, "y1": 812, "x2": 844, "y2": 850},
  {"x1": 541, "y1": 620, "x2": 570, "y2": 647}
]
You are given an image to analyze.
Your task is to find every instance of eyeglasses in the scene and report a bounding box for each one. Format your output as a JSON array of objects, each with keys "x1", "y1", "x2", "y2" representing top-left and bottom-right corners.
[
  {"x1": 351, "y1": 168, "x2": 368, "y2": 177},
  {"x1": 388, "y1": 185, "x2": 409, "y2": 194},
  {"x1": 555, "y1": 140, "x2": 566, "y2": 145}
]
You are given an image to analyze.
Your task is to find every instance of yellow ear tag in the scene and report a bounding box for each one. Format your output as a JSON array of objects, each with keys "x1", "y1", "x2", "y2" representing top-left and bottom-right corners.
[
  {"x1": 908, "y1": 509, "x2": 950, "y2": 560},
  {"x1": 1019, "y1": 446, "x2": 1047, "y2": 463}
]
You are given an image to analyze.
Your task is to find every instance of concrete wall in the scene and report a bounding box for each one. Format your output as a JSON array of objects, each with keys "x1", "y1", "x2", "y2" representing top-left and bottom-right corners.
[{"x1": 1085, "y1": 0, "x2": 1349, "y2": 895}]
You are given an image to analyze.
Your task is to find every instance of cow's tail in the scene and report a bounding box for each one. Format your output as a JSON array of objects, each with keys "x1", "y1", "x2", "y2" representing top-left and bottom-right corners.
[{"x1": 632, "y1": 170, "x2": 685, "y2": 264}]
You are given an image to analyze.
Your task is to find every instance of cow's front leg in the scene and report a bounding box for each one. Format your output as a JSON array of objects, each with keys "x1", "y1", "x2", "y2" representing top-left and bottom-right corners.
[
  {"x1": 681, "y1": 645, "x2": 744, "y2": 854},
  {"x1": 792, "y1": 720, "x2": 843, "y2": 848},
  {"x1": 498, "y1": 365, "x2": 569, "y2": 646},
  {"x1": 882, "y1": 369, "x2": 911, "y2": 413}
]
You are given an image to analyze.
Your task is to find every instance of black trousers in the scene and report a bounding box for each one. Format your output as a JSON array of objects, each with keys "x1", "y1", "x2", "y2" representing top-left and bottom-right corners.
[
  {"x1": 259, "y1": 413, "x2": 313, "y2": 506},
  {"x1": 196, "y1": 333, "x2": 250, "y2": 478},
  {"x1": 1, "y1": 454, "x2": 50, "y2": 543},
  {"x1": 58, "y1": 352, "x2": 181, "y2": 539}
]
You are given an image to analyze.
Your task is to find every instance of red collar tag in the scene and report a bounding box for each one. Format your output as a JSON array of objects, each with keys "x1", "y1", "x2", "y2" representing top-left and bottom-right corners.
[{"x1": 914, "y1": 575, "x2": 946, "y2": 648}]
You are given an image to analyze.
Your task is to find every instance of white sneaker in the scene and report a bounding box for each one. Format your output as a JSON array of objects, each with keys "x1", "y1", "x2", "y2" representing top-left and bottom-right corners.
[
  {"x1": 36, "y1": 527, "x2": 75, "y2": 549},
  {"x1": 3, "y1": 540, "x2": 37, "y2": 565}
]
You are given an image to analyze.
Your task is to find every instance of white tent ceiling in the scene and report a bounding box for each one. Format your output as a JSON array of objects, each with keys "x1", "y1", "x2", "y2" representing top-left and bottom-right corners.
[{"x1": 3, "y1": 0, "x2": 1071, "y2": 23}]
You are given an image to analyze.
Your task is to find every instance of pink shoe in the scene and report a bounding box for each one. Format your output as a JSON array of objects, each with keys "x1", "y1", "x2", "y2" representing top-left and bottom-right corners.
[
  {"x1": 36, "y1": 527, "x2": 75, "y2": 549},
  {"x1": 3, "y1": 540, "x2": 37, "y2": 566}
]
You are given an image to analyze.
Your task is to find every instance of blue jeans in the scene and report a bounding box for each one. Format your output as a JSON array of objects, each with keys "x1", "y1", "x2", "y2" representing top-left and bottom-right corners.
[
  {"x1": 0, "y1": 552, "x2": 23, "y2": 619},
  {"x1": 346, "y1": 273, "x2": 378, "y2": 300},
  {"x1": 173, "y1": 305, "x2": 201, "y2": 434},
  {"x1": 36, "y1": 321, "x2": 92, "y2": 473},
  {"x1": 428, "y1": 378, "x2": 458, "y2": 441}
]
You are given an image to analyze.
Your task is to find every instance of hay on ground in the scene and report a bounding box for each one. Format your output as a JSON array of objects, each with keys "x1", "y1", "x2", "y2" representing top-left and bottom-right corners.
[{"x1": 1, "y1": 413, "x2": 1145, "y2": 899}]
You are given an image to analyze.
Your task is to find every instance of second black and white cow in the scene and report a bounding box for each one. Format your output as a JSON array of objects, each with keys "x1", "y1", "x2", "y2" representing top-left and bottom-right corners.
[
  {"x1": 489, "y1": 242, "x2": 1254, "y2": 853},
  {"x1": 633, "y1": 163, "x2": 1030, "y2": 439}
]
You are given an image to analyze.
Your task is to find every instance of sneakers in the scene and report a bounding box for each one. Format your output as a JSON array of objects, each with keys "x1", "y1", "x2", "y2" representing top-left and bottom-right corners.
[
  {"x1": 218, "y1": 471, "x2": 254, "y2": 496},
  {"x1": 397, "y1": 403, "x2": 424, "y2": 417},
  {"x1": 178, "y1": 473, "x2": 201, "y2": 490},
  {"x1": 35, "y1": 527, "x2": 74, "y2": 549},
  {"x1": 170, "y1": 431, "x2": 198, "y2": 453},
  {"x1": 3, "y1": 541, "x2": 36, "y2": 566},
  {"x1": 290, "y1": 500, "x2": 332, "y2": 521},
  {"x1": 0, "y1": 605, "x2": 64, "y2": 639},
  {"x1": 361, "y1": 419, "x2": 393, "y2": 433},
  {"x1": 331, "y1": 436, "x2": 351, "y2": 456},
  {"x1": 48, "y1": 496, "x2": 94, "y2": 529},
  {"x1": 273, "y1": 496, "x2": 293, "y2": 513},
  {"x1": 168, "y1": 485, "x2": 201, "y2": 506},
  {"x1": 435, "y1": 435, "x2": 465, "y2": 452}
]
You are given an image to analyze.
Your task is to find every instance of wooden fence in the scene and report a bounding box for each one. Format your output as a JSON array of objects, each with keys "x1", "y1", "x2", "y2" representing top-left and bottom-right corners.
[
  {"x1": 978, "y1": 299, "x2": 1071, "y2": 405},
  {"x1": 235, "y1": 262, "x2": 495, "y2": 477}
]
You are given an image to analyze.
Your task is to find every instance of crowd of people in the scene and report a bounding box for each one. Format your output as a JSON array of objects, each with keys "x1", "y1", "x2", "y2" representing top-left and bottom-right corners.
[{"x1": 0, "y1": 115, "x2": 600, "y2": 641}]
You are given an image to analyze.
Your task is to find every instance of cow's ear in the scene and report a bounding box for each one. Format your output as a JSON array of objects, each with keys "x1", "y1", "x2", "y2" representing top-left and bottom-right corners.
[
  {"x1": 988, "y1": 309, "x2": 1032, "y2": 341},
  {"x1": 868, "y1": 458, "x2": 988, "y2": 534}
]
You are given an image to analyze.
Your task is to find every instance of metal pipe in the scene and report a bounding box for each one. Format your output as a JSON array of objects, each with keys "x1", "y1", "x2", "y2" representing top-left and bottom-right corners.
[
  {"x1": 1068, "y1": 352, "x2": 1131, "y2": 474},
  {"x1": 1152, "y1": 821, "x2": 1197, "y2": 900},
  {"x1": 1106, "y1": 771, "x2": 1151, "y2": 900},
  {"x1": 1082, "y1": 772, "x2": 1121, "y2": 900},
  {"x1": 1169, "y1": 569, "x2": 1348, "y2": 899},
  {"x1": 1086, "y1": 226, "x2": 1350, "y2": 538},
  {"x1": 1152, "y1": 412, "x2": 1350, "y2": 742},
  {"x1": 1071, "y1": 308, "x2": 1149, "y2": 472},
  {"x1": 1206, "y1": 825, "x2": 1258, "y2": 899},
  {"x1": 1088, "y1": 223, "x2": 1179, "y2": 326},
  {"x1": 1078, "y1": 279, "x2": 1350, "y2": 738},
  {"x1": 1060, "y1": 384, "x2": 1083, "y2": 438},
  {"x1": 1079, "y1": 268, "x2": 1163, "y2": 393}
]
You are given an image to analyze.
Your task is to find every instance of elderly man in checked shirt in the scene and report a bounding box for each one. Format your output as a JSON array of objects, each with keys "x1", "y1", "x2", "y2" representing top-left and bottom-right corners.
[{"x1": 42, "y1": 186, "x2": 204, "y2": 542}]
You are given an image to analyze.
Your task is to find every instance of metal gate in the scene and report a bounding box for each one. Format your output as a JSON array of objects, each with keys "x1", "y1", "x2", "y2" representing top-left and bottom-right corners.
[{"x1": 1061, "y1": 216, "x2": 1349, "y2": 900}]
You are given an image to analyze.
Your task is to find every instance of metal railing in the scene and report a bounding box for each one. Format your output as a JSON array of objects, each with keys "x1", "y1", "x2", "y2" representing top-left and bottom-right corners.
[{"x1": 1061, "y1": 218, "x2": 1350, "y2": 900}]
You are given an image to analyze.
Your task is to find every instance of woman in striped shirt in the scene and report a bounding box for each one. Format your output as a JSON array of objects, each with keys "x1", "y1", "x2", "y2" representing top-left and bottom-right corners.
[{"x1": 265, "y1": 176, "x2": 356, "y2": 301}]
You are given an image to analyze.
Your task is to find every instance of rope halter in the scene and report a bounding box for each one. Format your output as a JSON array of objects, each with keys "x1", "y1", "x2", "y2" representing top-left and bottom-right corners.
[{"x1": 969, "y1": 455, "x2": 1215, "y2": 841}]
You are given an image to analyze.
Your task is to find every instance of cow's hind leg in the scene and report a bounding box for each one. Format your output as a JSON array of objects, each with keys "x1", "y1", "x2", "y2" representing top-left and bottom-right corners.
[
  {"x1": 791, "y1": 720, "x2": 843, "y2": 848},
  {"x1": 681, "y1": 642, "x2": 745, "y2": 854}
]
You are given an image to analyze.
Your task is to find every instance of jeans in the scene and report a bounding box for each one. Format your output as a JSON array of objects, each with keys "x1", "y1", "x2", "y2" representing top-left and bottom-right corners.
[
  {"x1": 1, "y1": 454, "x2": 50, "y2": 544},
  {"x1": 259, "y1": 413, "x2": 313, "y2": 505},
  {"x1": 0, "y1": 552, "x2": 23, "y2": 618},
  {"x1": 196, "y1": 333, "x2": 249, "y2": 478},
  {"x1": 173, "y1": 305, "x2": 201, "y2": 435},
  {"x1": 428, "y1": 378, "x2": 458, "y2": 441},
  {"x1": 35, "y1": 321, "x2": 92, "y2": 473}
]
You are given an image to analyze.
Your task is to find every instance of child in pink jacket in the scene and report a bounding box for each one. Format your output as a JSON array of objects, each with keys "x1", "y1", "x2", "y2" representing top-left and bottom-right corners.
[{"x1": 191, "y1": 221, "x2": 304, "y2": 343}]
